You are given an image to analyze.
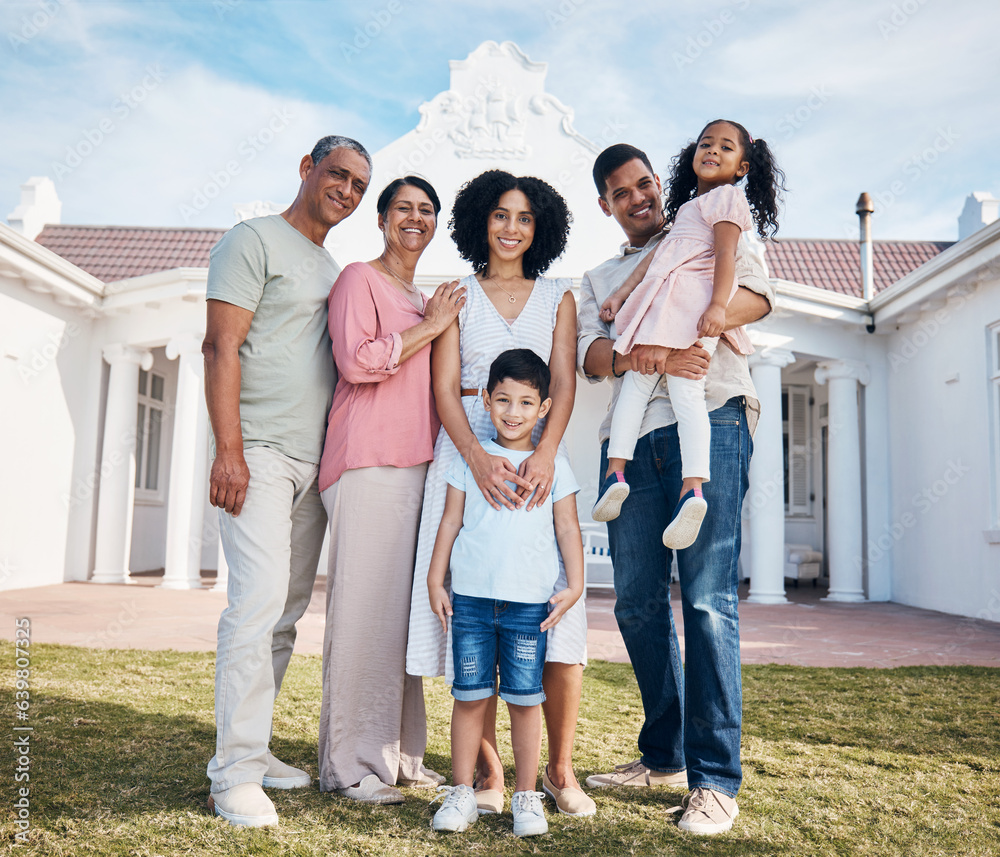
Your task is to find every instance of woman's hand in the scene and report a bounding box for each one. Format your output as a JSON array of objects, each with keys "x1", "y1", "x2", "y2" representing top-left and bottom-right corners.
[
  {"x1": 698, "y1": 302, "x2": 727, "y2": 338},
  {"x1": 428, "y1": 584, "x2": 453, "y2": 633},
  {"x1": 516, "y1": 444, "x2": 556, "y2": 510},
  {"x1": 423, "y1": 280, "x2": 466, "y2": 335},
  {"x1": 540, "y1": 587, "x2": 581, "y2": 631},
  {"x1": 467, "y1": 442, "x2": 533, "y2": 511}
]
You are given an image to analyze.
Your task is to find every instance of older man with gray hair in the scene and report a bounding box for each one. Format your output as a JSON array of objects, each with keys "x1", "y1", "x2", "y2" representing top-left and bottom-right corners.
[{"x1": 202, "y1": 135, "x2": 371, "y2": 827}]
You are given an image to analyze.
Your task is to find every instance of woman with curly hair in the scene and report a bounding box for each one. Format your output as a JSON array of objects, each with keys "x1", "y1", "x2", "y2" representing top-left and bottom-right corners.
[{"x1": 406, "y1": 170, "x2": 596, "y2": 818}]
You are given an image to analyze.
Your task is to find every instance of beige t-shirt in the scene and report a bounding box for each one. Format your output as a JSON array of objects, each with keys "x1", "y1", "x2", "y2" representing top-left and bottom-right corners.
[
  {"x1": 576, "y1": 232, "x2": 775, "y2": 443},
  {"x1": 206, "y1": 214, "x2": 340, "y2": 464}
]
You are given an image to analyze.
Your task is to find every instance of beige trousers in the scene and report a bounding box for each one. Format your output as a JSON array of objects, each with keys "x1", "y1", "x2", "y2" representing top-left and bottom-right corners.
[{"x1": 319, "y1": 463, "x2": 428, "y2": 791}]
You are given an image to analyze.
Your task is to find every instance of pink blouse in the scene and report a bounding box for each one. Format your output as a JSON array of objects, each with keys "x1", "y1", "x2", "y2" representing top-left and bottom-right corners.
[{"x1": 319, "y1": 262, "x2": 441, "y2": 491}]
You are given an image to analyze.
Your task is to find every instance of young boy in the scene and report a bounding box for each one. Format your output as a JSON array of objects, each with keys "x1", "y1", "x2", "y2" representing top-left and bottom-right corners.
[{"x1": 427, "y1": 348, "x2": 585, "y2": 838}]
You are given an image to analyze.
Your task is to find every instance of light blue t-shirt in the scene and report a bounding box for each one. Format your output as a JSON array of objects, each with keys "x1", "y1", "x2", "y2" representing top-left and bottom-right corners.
[{"x1": 446, "y1": 438, "x2": 580, "y2": 604}]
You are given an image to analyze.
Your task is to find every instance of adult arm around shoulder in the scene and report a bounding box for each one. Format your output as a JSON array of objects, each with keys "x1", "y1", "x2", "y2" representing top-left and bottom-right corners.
[
  {"x1": 520, "y1": 290, "x2": 577, "y2": 509},
  {"x1": 203, "y1": 299, "x2": 254, "y2": 516},
  {"x1": 432, "y1": 316, "x2": 532, "y2": 511}
]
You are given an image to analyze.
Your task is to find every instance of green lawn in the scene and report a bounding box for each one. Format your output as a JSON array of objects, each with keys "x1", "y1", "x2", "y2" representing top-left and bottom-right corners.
[{"x1": 2, "y1": 643, "x2": 998, "y2": 855}]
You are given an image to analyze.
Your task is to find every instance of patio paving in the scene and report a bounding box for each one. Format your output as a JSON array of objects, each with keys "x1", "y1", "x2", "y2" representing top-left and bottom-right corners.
[{"x1": 2, "y1": 575, "x2": 998, "y2": 668}]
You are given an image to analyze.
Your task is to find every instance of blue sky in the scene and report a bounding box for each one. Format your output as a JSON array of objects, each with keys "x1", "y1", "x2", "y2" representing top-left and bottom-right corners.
[{"x1": 2, "y1": 0, "x2": 997, "y2": 242}]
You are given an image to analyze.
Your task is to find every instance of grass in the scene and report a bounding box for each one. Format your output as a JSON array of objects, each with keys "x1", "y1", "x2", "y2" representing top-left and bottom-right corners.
[{"x1": 1, "y1": 643, "x2": 999, "y2": 856}]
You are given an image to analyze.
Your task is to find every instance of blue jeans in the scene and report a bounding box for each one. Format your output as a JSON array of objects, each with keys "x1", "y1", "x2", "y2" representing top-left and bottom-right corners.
[
  {"x1": 450, "y1": 593, "x2": 548, "y2": 706},
  {"x1": 603, "y1": 396, "x2": 751, "y2": 798}
]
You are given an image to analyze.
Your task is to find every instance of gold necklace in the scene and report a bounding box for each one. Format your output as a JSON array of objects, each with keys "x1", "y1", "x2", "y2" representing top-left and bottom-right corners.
[
  {"x1": 378, "y1": 255, "x2": 417, "y2": 293},
  {"x1": 485, "y1": 272, "x2": 517, "y2": 304}
]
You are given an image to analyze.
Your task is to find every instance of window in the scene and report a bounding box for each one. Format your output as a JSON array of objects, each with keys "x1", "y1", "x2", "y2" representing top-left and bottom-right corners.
[
  {"x1": 782, "y1": 385, "x2": 812, "y2": 517},
  {"x1": 990, "y1": 322, "x2": 1000, "y2": 526},
  {"x1": 135, "y1": 368, "x2": 165, "y2": 498}
]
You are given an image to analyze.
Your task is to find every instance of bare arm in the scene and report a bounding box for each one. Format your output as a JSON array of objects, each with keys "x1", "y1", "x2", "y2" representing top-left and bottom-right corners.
[
  {"x1": 518, "y1": 291, "x2": 577, "y2": 509},
  {"x1": 431, "y1": 321, "x2": 533, "y2": 511},
  {"x1": 427, "y1": 484, "x2": 466, "y2": 632},
  {"x1": 541, "y1": 493, "x2": 585, "y2": 631},
  {"x1": 202, "y1": 299, "x2": 254, "y2": 516},
  {"x1": 699, "y1": 221, "x2": 742, "y2": 337},
  {"x1": 600, "y1": 251, "x2": 655, "y2": 322}
]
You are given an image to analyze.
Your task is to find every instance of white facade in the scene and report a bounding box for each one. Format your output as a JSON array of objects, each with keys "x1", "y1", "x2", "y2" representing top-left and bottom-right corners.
[{"x1": 1, "y1": 41, "x2": 998, "y2": 623}]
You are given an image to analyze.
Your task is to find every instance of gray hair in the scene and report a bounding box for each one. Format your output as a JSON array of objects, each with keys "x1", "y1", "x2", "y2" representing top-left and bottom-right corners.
[{"x1": 310, "y1": 135, "x2": 372, "y2": 173}]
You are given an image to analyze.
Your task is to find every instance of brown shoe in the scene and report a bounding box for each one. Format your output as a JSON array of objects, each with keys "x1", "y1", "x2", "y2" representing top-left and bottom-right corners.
[
  {"x1": 678, "y1": 787, "x2": 739, "y2": 834},
  {"x1": 541, "y1": 766, "x2": 596, "y2": 817},
  {"x1": 585, "y1": 759, "x2": 687, "y2": 789}
]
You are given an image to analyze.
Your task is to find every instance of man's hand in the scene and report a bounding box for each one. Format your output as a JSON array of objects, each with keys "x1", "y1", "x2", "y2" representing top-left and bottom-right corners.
[
  {"x1": 628, "y1": 343, "x2": 710, "y2": 380},
  {"x1": 209, "y1": 448, "x2": 250, "y2": 516}
]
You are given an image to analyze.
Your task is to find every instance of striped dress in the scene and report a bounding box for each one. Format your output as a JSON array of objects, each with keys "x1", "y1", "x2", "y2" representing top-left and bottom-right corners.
[{"x1": 405, "y1": 273, "x2": 588, "y2": 680}]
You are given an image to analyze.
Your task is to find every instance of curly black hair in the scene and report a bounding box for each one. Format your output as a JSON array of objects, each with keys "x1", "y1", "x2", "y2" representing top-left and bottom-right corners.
[
  {"x1": 663, "y1": 119, "x2": 787, "y2": 239},
  {"x1": 449, "y1": 170, "x2": 572, "y2": 279}
]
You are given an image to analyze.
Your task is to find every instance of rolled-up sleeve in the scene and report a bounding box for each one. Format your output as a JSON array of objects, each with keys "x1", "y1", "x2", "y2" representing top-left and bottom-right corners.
[
  {"x1": 735, "y1": 236, "x2": 776, "y2": 317},
  {"x1": 576, "y1": 271, "x2": 612, "y2": 384},
  {"x1": 329, "y1": 264, "x2": 403, "y2": 384}
]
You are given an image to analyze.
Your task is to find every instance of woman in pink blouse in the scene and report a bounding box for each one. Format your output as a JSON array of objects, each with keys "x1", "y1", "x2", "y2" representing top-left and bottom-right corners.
[{"x1": 317, "y1": 176, "x2": 465, "y2": 803}]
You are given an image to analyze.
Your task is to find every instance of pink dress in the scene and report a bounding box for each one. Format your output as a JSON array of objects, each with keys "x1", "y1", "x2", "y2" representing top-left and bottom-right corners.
[{"x1": 613, "y1": 183, "x2": 755, "y2": 357}]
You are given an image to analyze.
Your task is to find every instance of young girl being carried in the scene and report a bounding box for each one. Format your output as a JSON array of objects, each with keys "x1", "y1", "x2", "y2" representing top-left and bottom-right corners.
[{"x1": 592, "y1": 119, "x2": 784, "y2": 549}]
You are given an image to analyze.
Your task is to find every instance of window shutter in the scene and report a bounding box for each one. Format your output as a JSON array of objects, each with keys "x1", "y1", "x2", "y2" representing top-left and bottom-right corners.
[{"x1": 788, "y1": 385, "x2": 811, "y2": 516}]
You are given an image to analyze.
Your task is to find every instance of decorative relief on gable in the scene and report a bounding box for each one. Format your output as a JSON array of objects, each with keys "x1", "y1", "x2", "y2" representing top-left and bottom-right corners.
[{"x1": 410, "y1": 40, "x2": 598, "y2": 161}]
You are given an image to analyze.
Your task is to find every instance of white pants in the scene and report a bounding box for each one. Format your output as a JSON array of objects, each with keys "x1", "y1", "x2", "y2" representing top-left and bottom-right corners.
[
  {"x1": 608, "y1": 336, "x2": 719, "y2": 481},
  {"x1": 207, "y1": 446, "x2": 327, "y2": 793}
]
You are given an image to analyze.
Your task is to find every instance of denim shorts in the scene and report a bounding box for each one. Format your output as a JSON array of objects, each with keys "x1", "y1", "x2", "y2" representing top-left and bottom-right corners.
[{"x1": 450, "y1": 593, "x2": 548, "y2": 706}]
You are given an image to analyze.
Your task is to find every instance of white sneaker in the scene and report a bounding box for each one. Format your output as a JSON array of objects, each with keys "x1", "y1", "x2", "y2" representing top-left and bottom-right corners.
[
  {"x1": 511, "y1": 790, "x2": 548, "y2": 837},
  {"x1": 209, "y1": 782, "x2": 279, "y2": 827},
  {"x1": 262, "y1": 752, "x2": 311, "y2": 789},
  {"x1": 431, "y1": 784, "x2": 479, "y2": 832}
]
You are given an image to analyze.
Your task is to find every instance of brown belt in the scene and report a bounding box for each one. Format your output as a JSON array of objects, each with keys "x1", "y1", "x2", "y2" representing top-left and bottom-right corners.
[{"x1": 460, "y1": 388, "x2": 480, "y2": 397}]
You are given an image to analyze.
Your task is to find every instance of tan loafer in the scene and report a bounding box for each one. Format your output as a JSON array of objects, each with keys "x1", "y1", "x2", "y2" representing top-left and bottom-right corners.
[
  {"x1": 399, "y1": 766, "x2": 446, "y2": 789},
  {"x1": 585, "y1": 759, "x2": 687, "y2": 789},
  {"x1": 339, "y1": 774, "x2": 404, "y2": 804},
  {"x1": 209, "y1": 782, "x2": 279, "y2": 827},
  {"x1": 542, "y1": 766, "x2": 596, "y2": 817},
  {"x1": 474, "y1": 787, "x2": 504, "y2": 815},
  {"x1": 262, "y1": 752, "x2": 311, "y2": 789}
]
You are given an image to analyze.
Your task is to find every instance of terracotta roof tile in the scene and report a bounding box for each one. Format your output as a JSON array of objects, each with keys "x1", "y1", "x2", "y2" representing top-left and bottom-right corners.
[
  {"x1": 767, "y1": 238, "x2": 953, "y2": 298},
  {"x1": 34, "y1": 225, "x2": 954, "y2": 297},
  {"x1": 34, "y1": 224, "x2": 228, "y2": 283}
]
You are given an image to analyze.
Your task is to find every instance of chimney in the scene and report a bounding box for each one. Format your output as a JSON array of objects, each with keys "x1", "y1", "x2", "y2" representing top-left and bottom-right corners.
[
  {"x1": 856, "y1": 192, "x2": 874, "y2": 302},
  {"x1": 6, "y1": 177, "x2": 62, "y2": 240},
  {"x1": 957, "y1": 192, "x2": 999, "y2": 241}
]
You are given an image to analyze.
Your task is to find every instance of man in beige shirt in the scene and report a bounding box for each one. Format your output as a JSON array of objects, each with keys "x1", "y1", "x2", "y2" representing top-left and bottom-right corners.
[{"x1": 577, "y1": 144, "x2": 774, "y2": 835}]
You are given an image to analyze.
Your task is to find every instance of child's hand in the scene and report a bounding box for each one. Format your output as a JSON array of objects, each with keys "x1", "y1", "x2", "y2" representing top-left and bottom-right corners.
[
  {"x1": 540, "y1": 587, "x2": 582, "y2": 632},
  {"x1": 698, "y1": 302, "x2": 727, "y2": 338},
  {"x1": 428, "y1": 585, "x2": 453, "y2": 633},
  {"x1": 600, "y1": 293, "x2": 625, "y2": 323}
]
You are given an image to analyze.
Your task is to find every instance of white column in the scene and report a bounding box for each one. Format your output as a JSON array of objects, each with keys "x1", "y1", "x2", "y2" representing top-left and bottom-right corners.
[
  {"x1": 746, "y1": 348, "x2": 796, "y2": 604},
  {"x1": 160, "y1": 333, "x2": 208, "y2": 590},
  {"x1": 815, "y1": 359, "x2": 871, "y2": 602},
  {"x1": 91, "y1": 344, "x2": 153, "y2": 584}
]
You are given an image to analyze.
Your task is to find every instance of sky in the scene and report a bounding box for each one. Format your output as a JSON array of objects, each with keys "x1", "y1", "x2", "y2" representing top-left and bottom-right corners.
[{"x1": 1, "y1": 0, "x2": 998, "y2": 244}]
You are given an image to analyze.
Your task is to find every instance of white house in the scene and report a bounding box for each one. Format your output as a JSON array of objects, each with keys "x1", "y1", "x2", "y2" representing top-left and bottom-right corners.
[{"x1": 1, "y1": 41, "x2": 998, "y2": 623}]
